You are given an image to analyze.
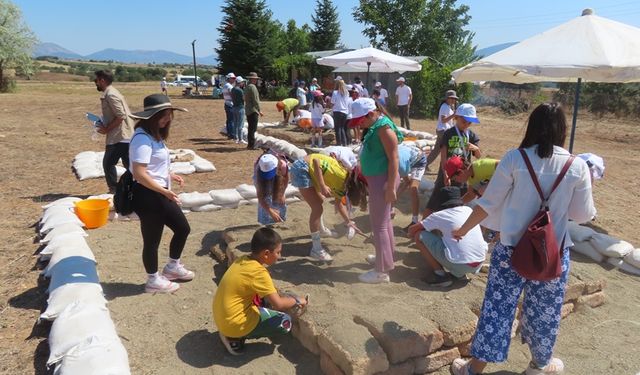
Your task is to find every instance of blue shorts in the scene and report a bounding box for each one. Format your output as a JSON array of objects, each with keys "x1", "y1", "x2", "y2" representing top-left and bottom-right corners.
[
  {"x1": 419, "y1": 231, "x2": 481, "y2": 278},
  {"x1": 290, "y1": 159, "x2": 312, "y2": 189}
]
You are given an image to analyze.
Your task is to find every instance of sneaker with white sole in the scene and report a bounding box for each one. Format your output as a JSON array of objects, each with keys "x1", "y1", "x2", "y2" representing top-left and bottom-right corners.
[
  {"x1": 162, "y1": 262, "x2": 195, "y2": 281},
  {"x1": 145, "y1": 275, "x2": 180, "y2": 293},
  {"x1": 358, "y1": 270, "x2": 390, "y2": 284},
  {"x1": 309, "y1": 248, "x2": 333, "y2": 261},
  {"x1": 365, "y1": 254, "x2": 376, "y2": 265},
  {"x1": 219, "y1": 333, "x2": 244, "y2": 356},
  {"x1": 320, "y1": 227, "x2": 338, "y2": 238}
]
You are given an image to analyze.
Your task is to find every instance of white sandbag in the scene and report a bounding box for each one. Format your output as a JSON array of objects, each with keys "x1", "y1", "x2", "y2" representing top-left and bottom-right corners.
[
  {"x1": 41, "y1": 233, "x2": 90, "y2": 257},
  {"x1": 40, "y1": 223, "x2": 87, "y2": 245},
  {"x1": 419, "y1": 178, "x2": 435, "y2": 192},
  {"x1": 289, "y1": 148, "x2": 307, "y2": 160},
  {"x1": 116, "y1": 165, "x2": 126, "y2": 178},
  {"x1": 42, "y1": 205, "x2": 75, "y2": 224},
  {"x1": 44, "y1": 241, "x2": 96, "y2": 277},
  {"x1": 170, "y1": 148, "x2": 196, "y2": 162},
  {"x1": 76, "y1": 165, "x2": 104, "y2": 181},
  {"x1": 571, "y1": 240, "x2": 605, "y2": 263},
  {"x1": 590, "y1": 233, "x2": 634, "y2": 258},
  {"x1": 178, "y1": 192, "x2": 213, "y2": 208},
  {"x1": 53, "y1": 336, "x2": 130, "y2": 375},
  {"x1": 254, "y1": 137, "x2": 264, "y2": 148},
  {"x1": 40, "y1": 283, "x2": 106, "y2": 321},
  {"x1": 617, "y1": 260, "x2": 640, "y2": 276},
  {"x1": 286, "y1": 197, "x2": 301, "y2": 203},
  {"x1": 109, "y1": 211, "x2": 139, "y2": 221},
  {"x1": 192, "y1": 155, "x2": 216, "y2": 172},
  {"x1": 236, "y1": 184, "x2": 258, "y2": 200},
  {"x1": 43, "y1": 197, "x2": 83, "y2": 209},
  {"x1": 74, "y1": 151, "x2": 98, "y2": 161},
  {"x1": 567, "y1": 221, "x2": 596, "y2": 242},
  {"x1": 72, "y1": 158, "x2": 99, "y2": 170},
  {"x1": 190, "y1": 204, "x2": 222, "y2": 212},
  {"x1": 623, "y1": 248, "x2": 640, "y2": 268},
  {"x1": 40, "y1": 210, "x2": 85, "y2": 234},
  {"x1": 48, "y1": 257, "x2": 100, "y2": 294},
  {"x1": 209, "y1": 189, "x2": 243, "y2": 207},
  {"x1": 284, "y1": 185, "x2": 299, "y2": 198},
  {"x1": 248, "y1": 198, "x2": 259, "y2": 205},
  {"x1": 170, "y1": 162, "x2": 196, "y2": 175},
  {"x1": 48, "y1": 302, "x2": 120, "y2": 366}
]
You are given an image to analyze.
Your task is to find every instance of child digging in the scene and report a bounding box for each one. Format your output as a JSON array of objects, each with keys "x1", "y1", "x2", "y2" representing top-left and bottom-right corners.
[{"x1": 213, "y1": 228, "x2": 308, "y2": 355}]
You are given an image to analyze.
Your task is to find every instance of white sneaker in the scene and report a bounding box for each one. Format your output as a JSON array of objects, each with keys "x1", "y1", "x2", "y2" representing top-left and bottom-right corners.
[
  {"x1": 240, "y1": 139, "x2": 248, "y2": 144},
  {"x1": 358, "y1": 270, "x2": 390, "y2": 284},
  {"x1": 309, "y1": 248, "x2": 333, "y2": 261},
  {"x1": 145, "y1": 275, "x2": 180, "y2": 293},
  {"x1": 162, "y1": 261, "x2": 195, "y2": 281},
  {"x1": 320, "y1": 227, "x2": 338, "y2": 238},
  {"x1": 364, "y1": 254, "x2": 376, "y2": 265}
]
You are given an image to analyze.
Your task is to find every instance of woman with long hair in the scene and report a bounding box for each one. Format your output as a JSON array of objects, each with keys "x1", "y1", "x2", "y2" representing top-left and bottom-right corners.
[
  {"x1": 450, "y1": 103, "x2": 596, "y2": 375},
  {"x1": 331, "y1": 78, "x2": 351, "y2": 146},
  {"x1": 129, "y1": 94, "x2": 193, "y2": 293}
]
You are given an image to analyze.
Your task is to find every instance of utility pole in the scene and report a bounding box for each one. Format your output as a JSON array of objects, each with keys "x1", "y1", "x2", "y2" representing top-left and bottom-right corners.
[{"x1": 191, "y1": 40, "x2": 198, "y2": 95}]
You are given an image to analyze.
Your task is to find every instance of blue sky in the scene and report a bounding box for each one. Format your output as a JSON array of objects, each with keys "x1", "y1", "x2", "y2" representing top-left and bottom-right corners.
[{"x1": 13, "y1": 0, "x2": 640, "y2": 57}]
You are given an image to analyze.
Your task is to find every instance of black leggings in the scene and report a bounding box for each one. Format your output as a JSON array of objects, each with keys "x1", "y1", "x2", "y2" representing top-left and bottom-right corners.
[
  {"x1": 132, "y1": 183, "x2": 191, "y2": 274},
  {"x1": 333, "y1": 111, "x2": 350, "y2": 146}
]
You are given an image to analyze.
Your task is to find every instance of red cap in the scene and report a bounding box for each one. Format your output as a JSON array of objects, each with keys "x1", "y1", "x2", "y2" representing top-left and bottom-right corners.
[{"x1": 445, "y1": 156, "x2": 465, "y2": 178}]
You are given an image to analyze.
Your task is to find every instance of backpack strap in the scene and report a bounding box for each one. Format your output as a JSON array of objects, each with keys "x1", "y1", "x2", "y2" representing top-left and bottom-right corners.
[{"x1": 519, "y1": 149, "x2": 575, "y2": 208}]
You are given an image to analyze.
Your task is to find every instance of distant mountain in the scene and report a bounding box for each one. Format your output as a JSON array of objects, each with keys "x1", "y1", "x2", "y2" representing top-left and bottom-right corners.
[
  {"x1": 34, "y1": 42, "x2": 83, "y2": 60},
  {"x1": 33, "y1": 43, "x2": 216, "y2": 65},
  {"x1": 475, "y1": 42, "x2": 518, "y2": 59}
]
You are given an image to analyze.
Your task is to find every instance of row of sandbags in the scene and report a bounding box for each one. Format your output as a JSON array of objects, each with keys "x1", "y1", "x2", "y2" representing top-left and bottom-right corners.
[
  {"x1": 179, "y1": 184, "x2": 301, "y2": 212},
  {"x1": 254, "y1": 133, "x2": 307, "y2": 160},
  {"x1": 568, "y1": 221, "x2": 640, "y2": 275},
  {"x1": 37, "y1": 197, "x2": 130, "y2": 374},
  {"x1": 72, "y1": 149, "x2": 215, "y2": 181}
]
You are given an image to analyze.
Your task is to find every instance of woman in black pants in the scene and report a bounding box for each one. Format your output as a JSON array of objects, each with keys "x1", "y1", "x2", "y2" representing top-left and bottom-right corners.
[
  {"x1": 331, "y1": 78, "x2": 351, "y2": 146},
  {"x1": 129, "y1": 94, "x2": 193, "y2": 293}
]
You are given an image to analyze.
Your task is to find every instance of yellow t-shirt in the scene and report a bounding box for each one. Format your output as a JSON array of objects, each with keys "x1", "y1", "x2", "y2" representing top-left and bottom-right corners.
[
  {"x1": 308, "y1": 154, "x2": 348, "y2": 199},
  {"x1": 282, "y1": 98, "x2": 299, "y2": 112},
  {"x1": 212, "y1": 256, "x2": 277, "y2": 338},
  {"x1": 468, "y1": 158, "x2": 499, "y2": 187}
]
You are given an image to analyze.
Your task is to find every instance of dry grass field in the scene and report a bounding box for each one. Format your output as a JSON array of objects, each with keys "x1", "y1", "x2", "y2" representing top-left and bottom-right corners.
[{"x1": 0, "y1": 80, "x2": 638, "y2": 374}]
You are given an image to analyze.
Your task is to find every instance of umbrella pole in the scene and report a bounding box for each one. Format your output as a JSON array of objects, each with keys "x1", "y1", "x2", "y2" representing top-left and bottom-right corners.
[
  {"x1": 569, "y1": 78, "x2": 582, "y2": 153},
  {"x1": 366, "y1": 62, "x2": 371, "y2": 95}
]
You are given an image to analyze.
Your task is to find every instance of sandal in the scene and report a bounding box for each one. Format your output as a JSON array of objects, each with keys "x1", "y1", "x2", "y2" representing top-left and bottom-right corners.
[{"x1": 525, "y1": 357, "x2": 564, "y2": 375}]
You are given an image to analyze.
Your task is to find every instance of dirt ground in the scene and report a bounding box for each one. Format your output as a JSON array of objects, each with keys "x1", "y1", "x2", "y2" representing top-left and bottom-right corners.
[{"x1": 0, "y1": 81, "x2": 639, "y2": 375}]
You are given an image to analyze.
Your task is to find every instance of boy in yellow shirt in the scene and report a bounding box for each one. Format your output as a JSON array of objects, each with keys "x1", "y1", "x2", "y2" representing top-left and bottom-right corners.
[{"x1": 212, "y1": 228, "x2": 307, "y2": 355}]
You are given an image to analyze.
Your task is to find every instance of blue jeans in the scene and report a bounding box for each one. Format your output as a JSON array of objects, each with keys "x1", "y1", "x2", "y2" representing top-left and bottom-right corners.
[
  {"x1": 232, "y1": 106, "x2": 245, "y2": 141},
  {"x1": 470, "y1": 242, "x2": 570, "y2": 366},
  {"x1": 224, "y1": 104, "x2": 234, "y2": 138}
]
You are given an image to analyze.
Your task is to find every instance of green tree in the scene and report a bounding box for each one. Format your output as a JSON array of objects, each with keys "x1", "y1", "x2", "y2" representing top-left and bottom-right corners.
[
  {"x1": 284, "y1": 20, "x2": 311, "y2": 55},
  {"x1": 216, "y1": 0, "x2": 283, "y2": 75},
  {"x1": 0, "y1": 0, "x2": 38, "y2": 92},
  {"x1": 310, "y1": 0, "x2": 341, "y2": 51}
]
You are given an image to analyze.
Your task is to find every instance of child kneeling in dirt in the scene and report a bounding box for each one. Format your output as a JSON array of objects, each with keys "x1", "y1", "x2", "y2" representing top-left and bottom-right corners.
[
  {"x1": 407, "y1": 186, "x2": 487, "y2": 287},
  {"x1": 212, "y1": 227, "x2": 308, "y2": 355}
]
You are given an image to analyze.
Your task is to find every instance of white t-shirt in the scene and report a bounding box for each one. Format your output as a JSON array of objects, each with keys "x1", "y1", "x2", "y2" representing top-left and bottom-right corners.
[
  {"x1": 346, "y1": 97, "x2": 354, "y2": 119},
  {"x1": 321, "y1": 146, "x2": 357, "y2": 170},
  {"x1": 395, "y1": 85, "x2": 412, "y2": 106},
  {"x1": 223, "y1": 82, "x2": 234, "y2": 107},
  {"x1": 436, "y1": 102, "x2": 455, "y2": 131},
  {"x1": 379, "y1": 88, "x2": 389, "y2": 100},
  {"x1": 331, "y1": 90, "x2": 349, "y2": 114},
  {"x1": 310, "y1": 102, "x2": 324, "y2": 120},
  {"x1": 129, "y1": 128, "x2": 171, "y2": 188},
  {"x1": 297, "y1": 87, "x2": 307, "y2": 106},
  {"x1": 160, "y1": 80, "x2": 167, "y2": 89},
  {"x1": 421, "y1": 206, "x2": 487, "y2": 264}
]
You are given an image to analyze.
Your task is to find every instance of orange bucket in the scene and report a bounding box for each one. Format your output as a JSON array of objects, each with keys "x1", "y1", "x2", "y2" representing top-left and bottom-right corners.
[
  {"x1": 298, "y1": 118, "x2": 312, "y2": 128},
  {"x1": 75, "y1": 199, "x2": 110, "y2": 229}
]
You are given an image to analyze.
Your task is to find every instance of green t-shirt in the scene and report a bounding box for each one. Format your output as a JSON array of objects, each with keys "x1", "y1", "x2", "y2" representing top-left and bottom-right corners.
[
  {"x1": 360, "y1": 116, "x2": 404, "y2": 176},
  {"x1": 282, "y1": 98, "x2": 299, "y2": 112},
  {"x1": 468, "y1": 158, "x2": 499, "y2": 187}
]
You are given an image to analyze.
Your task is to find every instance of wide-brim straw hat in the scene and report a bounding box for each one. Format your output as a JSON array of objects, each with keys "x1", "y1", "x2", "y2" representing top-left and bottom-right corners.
[
  {"x1": 246, "y1": 72, "x2": 261, "y2": 79},
  {"x1": 130, "y1": 94, "x2": 187, "y2": 120}
]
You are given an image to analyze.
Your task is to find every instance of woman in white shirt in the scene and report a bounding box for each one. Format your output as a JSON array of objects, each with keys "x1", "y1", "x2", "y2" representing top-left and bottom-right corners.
[
  {"x1": 331, "y1": 78, "x2": 351, "y2": 146},
  {"x1": 129, "y1": 94, "x2": 194, "y2": 294},
  {"x1": 450, "y1": 103, "x2": 596, "y2": 375}
]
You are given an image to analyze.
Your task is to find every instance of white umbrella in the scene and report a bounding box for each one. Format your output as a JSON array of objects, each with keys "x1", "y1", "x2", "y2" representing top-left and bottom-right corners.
[
  {"x1": 316, "y1": 47, "x2": 422, "y2": 91},
  {"x1": 451, "y1": 9, "x2": 640, "y2": 151}
]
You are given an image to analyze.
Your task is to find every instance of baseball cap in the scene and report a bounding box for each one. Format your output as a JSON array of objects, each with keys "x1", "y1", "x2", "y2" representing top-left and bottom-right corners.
[
  {"x1": 334, "y1": 75, "x2": 343, "y2": 81},
  {"x1": 455, "y1": 103, "x2": 480, "y2": 123},
  {"x1": 258, "y1": 154, "x2": 278, "y2": 180},
  {"x1": 396, "y1": 77, "x2": 405, "y2": 82},
  {"x1": 312, "y1": 77, "x2": 318, "y2": 82},
  {"x1": 445, "y1": 155, "x2": 465, "y2": 178},
  {"x1": 374, "y1": 82, "x2": 382, "y2": 87},
  {"x1": 235, "y1": 76, "x2": 244, "y2": 83},
  {"x1": 226, "y1": 72, "x2": 236, "y2": 79},
  {"x1": 349, "y1": 98, "x2": 376, "y2": 127}
]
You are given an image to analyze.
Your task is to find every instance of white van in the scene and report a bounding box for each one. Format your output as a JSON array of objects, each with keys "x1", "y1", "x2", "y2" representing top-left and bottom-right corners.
[{"x1": 176, "y1": 75, "x2": 208, "y2": 87}]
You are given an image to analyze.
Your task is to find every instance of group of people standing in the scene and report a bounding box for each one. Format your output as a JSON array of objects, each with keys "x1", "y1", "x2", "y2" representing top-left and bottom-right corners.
[
  {"x1": 222, "y1": 72, "x2": 263, "y2": 148},
  {"x1": 93, "y1": 68, "x2": 596, "y2": 374}
]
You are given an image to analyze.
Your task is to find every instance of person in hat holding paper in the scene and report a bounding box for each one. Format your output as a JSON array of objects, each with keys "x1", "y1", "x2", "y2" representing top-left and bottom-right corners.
[
  {"x1": 94, "y1": 69, "x2": 135, "y2": 193},
  {"x1": 244, "y1": 72, "x2": 263, "y2": 149},
  {"x1": 408, "y1": 186, "x2": 486, "y2": 287},
  {"x1": 128, "y1": 94, "x2": 193, "y2": 293},
  {"x1": 254, "y1": 153, "x2": 289, "y2": 225},
  {"x1": 350, "y1": 98, "x2": 403, "y2": 283},
  {"x1": 223, "y1": 73, "x2": 237, "y2": 140},
  {"x1": 395, "y1": 76, "x2": 412, "y2": 129},
  {"x1": 426, "y1": 90, "x2": 459, "y2": 168}
]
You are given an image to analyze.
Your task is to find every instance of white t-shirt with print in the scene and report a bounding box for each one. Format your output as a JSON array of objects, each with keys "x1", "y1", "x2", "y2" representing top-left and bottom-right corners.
[
  {"x1": 436, "y1": 102, "x2": 455, "y2": 131},
  {"x1": 395, "y1": 85, "x2": 412, "y2": 106},
  {"x1": 421, "y1": 205, "x2": 487, "y2": 264},
  {"x1": 129, "y1": 128, "x2": 171, "y2": 188},
  {"x1": 223, "y1": 82, "x2": 234, "y2": 107}
]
